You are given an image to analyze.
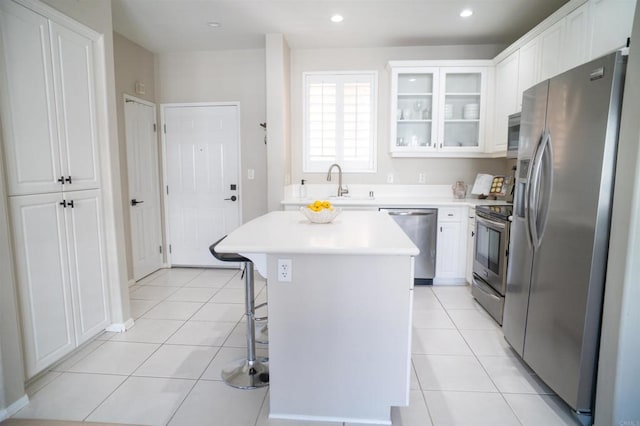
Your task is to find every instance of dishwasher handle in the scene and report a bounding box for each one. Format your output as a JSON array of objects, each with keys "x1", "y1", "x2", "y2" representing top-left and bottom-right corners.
[{"x1": 383, "y1": 211, "x2": 436, "y2": 216}]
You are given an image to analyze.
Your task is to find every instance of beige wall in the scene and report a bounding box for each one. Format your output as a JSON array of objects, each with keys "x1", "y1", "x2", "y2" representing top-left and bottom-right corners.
[
  {"x1": 266, "y1": 35, "x2": 292, "y2": 211},
  {"x1": 290, "y1": 45, "x2": 509, "y2": 186},
  {"x1": 155, "y1": 49, "x2": 268, "y2": 221},
  {"x1": 113, "y1": 32, "x2": 157, "y2": 282}
]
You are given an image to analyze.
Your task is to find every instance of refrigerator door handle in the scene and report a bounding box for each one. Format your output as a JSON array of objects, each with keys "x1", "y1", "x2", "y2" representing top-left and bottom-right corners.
[
  {"x1": 526, "y1": 131, "x2": 545, "y2": 248},
  {"x1": 529, "y1": 129, "x2": 552, "y2": 248}
]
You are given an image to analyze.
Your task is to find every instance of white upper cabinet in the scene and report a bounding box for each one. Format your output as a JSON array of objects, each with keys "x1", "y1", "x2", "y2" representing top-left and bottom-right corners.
[
  {"x1": 0, "y1": 2, "x2": 100, "y2": 196},
  {"x1": 516, "y1": 38, "x2": 540, "y2": 110},
  {"x1": 438, "y1": 68, "x2": 487, "y2": 154},
  {"x1": 563, "y1": 3, "x2": 592, "y2": 72},
  {"x1": 538, "y1": 19, "x2": 565, "y2": 81},
  {"x1": 491, "y1": 51, "x2": 520, "y2": 154},
  {"x1": 589, "y1": 0, "x2": 636, "y2": 59},
  {"x1": 389, "y1": 62, "x2": 490, "y2": 157},
  {"x1": 50, "y1": 22, "x2": 101, "y2": 193},
  {"x1": 391, "y1": 67, "x2": 439, "y2": 153}
]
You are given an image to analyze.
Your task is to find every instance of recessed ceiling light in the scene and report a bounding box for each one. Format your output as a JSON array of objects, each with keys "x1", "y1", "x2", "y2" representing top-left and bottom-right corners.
[
  {"x1": 206, "y1": 21, "x2": 221, "y2": 28},
  {"x1": 460, "y1": 9, "x2": 473, "y2": 18},
  {"x1": 330, "y1": 14, "x2": 344, "y2": 23},
  {"x1": 409, "y1": 78, "x2": 417, "y2": 82}
]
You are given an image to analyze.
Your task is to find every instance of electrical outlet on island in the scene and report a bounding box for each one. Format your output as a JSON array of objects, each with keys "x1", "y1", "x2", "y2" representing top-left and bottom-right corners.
[{"x1": 278, "y1": 259, "x2": 292, "y2": 282}]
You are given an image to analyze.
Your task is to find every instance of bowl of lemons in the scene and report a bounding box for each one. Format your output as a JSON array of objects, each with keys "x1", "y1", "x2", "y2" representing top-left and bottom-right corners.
[{"x1": 300, "y1": 200, "x2": 341, "y2": 223}]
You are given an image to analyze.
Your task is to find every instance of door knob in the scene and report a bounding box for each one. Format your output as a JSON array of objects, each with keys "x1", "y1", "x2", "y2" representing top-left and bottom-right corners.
[
  {"x1": 224, "y1": 195, "x2": 237, "y2": 202},
  {"x1": 131, "y1": 199, "x2": 144, "y2": 206}
]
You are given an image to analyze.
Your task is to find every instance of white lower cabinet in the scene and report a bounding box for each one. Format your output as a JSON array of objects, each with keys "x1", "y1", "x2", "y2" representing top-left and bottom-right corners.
[
  {"x1": 435, "y1": 207, "x2": 467, "y2": 284},
  {"x1": 10, "y1": 190, "x2": 109, "y2": 378}
]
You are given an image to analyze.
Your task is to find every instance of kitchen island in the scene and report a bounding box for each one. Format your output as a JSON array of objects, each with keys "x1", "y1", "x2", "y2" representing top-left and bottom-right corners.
[{"x1": 215, "y1": 210, "x2": 418, "y2": 425}]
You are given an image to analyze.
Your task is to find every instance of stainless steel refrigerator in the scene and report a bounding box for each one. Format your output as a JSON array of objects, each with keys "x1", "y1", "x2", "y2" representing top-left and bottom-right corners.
[{"x1": 503, "y1": 51, "x2": 626, "y2": 422}]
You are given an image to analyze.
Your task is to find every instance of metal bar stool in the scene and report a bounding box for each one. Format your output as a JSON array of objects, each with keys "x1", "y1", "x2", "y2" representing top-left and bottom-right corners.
[{"x1": 210, "y1": 236, "x2": 269, "y2": 389}]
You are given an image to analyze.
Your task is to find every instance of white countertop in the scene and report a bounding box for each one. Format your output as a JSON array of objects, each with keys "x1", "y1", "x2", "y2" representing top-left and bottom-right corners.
[
  {"x1": 215, "y1": 210, "x2": 419, "y2": 256},
  {"x1": 282, "y1": 196, "x2": 510, "y2": 208},
  {"x1": 281, "y1": 184, "x2": 511, "y2": 208}
]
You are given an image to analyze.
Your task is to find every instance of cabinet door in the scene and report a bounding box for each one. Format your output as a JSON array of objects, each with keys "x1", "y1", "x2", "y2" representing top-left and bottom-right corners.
[
  {"x1": 10, "y1": 193, "x2": 75, "y2": 378},
  {"x1": 64, "y1": 190, "x2": 109, "y2": 344},
  {"x1": 563, "y1": 3, "x2": 591, "y2": 72},
  {"x1": 438, "y1": 68, "x2": 486, "y2": 153},
  {"x1": 492, "y1": 51, "x2": 520, "y2": 154},
  {"x1": 466, "y1": 221, "x2": 476, "y2": 284},
  {"x1": 589, "y1": 0, "x2": 635, "y2": 60},
  {"x1": 517, "y1": 38, "x2": 541, "y2": 110},
  {"x1": 435, "y1": 221, "x2": 463, "y2": 279},
  {"x1": 539, "y1": 20, "x2": 565, "y2": 81},
  {"x1": 50, "y1": 22, "x2": 100, "y2": 191},
  {"x1": 0, "y1": 2, "x2": 63, "y2": 195},
  {"x1": 390, "y1": 67, "x2": 439, "y2": 154}
]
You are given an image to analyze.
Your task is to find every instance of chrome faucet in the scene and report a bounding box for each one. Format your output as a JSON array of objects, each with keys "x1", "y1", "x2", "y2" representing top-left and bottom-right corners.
[{"x1": 326, "y1": 163, "x2": 348, "y2": 197}]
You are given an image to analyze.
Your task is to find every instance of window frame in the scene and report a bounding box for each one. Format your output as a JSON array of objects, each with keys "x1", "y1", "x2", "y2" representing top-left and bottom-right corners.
[{"x1": 302, "y1": 70, "x2": 378, "y2": 173}]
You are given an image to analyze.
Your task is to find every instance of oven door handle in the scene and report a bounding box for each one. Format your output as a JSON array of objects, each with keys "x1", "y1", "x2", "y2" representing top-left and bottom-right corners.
[{"x1": 475, "y1": 214, "x2": 506, "y2": 230}]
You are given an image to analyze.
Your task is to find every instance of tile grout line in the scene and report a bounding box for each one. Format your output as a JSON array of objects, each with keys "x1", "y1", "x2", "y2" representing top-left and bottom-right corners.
[
  {"x1": 442, "y1": 285, "x2": 525, "y2": 425},
  {"x1": 82, "y1": 267, "x2": 218, "y2": 425}
]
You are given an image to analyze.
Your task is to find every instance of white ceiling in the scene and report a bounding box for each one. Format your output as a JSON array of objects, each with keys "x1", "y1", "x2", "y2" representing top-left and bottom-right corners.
[{"x1": 112, "y1": 0, "x2": 570, "y2": 53}]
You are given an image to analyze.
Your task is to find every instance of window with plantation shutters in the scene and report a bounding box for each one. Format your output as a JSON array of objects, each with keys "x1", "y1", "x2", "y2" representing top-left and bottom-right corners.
[{"x1": 303, "y1": 72, "x2": 377, "y2": 172}]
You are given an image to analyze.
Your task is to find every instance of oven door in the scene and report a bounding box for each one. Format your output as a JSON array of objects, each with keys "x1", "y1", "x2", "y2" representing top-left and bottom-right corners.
[{"x1": 473, "y1": 213, "x2": 510, "y2": 295}]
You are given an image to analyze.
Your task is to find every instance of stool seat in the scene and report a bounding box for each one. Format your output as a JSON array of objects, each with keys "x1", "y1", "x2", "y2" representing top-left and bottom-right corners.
[
  {"x1": 209, "y1": 237, "x2": 249, "y2": 263},
  {"x1": 209, "y1": 235, "x2": 268, "y2": 390}
]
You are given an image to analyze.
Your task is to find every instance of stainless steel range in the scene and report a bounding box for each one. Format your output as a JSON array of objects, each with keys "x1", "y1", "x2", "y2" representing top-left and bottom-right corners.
[{"x1": 471, "y1": 204, "x2": 512, "y2": 325}]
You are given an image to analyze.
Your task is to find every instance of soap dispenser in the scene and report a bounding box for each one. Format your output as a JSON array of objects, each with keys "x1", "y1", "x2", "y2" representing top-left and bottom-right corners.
[{"x1": 299, "y1": 179, "x2": 307, "y2": 199}]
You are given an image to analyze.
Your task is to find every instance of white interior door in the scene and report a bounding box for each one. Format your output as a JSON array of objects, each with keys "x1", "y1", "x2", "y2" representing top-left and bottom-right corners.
[
  {"x1": 124, "y1": 97, "x2": 163, "y2": 279},
  {"x1": 163, "y1": 104, "x2": 240, "y2": 267}
]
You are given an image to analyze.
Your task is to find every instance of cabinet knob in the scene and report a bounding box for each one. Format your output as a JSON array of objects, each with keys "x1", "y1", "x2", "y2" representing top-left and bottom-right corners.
[
  {"x1": 65, "y1": 176, "x2": 72, "y2": 184},
  {"x1": 57, "y1": 176, "x2": 65, "y2": 184}
]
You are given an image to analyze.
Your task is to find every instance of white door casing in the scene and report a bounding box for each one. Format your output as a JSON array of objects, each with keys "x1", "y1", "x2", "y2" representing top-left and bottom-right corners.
[
  {"x1": 124, "y1": 96, "x2": 163, "y2": 280},
  {"x1": 162, "y1": 104, "x2": 241, "y2": 267}
]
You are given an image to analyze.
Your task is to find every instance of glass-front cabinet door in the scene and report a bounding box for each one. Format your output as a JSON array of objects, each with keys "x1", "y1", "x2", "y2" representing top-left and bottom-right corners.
[
  {"x1": 438, "y1": 68, "x2": 486, "y2": 153},
  {"x1": 389, "y1": 62, "x2": 489, "y2": 157},
  {"x1": 390, "y1": 67, "x2": 439, "y2": 154}
]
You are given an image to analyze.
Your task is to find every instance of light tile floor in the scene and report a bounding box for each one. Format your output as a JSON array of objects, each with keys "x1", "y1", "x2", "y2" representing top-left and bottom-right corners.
[{"x1": 12, "y1": 268, "x2": 583, "y2": 426}]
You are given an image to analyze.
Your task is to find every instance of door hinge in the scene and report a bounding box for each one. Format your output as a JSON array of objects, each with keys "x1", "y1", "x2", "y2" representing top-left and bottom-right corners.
[
  {"x1": 159, "y1": 245, "x2": 162, "y2": 254},
  {"x1": 153, "y1": 123, "x2": 157, "y2": 132},
  {"x1": 163, "y1": 124, "x2": 166, "y2": 133},
  {"x1": 166, "y1": 185, "x2": 169, "y2": 195},
  {"x1": 169, "y1": 244, "x2": 172, "y2": 253}
]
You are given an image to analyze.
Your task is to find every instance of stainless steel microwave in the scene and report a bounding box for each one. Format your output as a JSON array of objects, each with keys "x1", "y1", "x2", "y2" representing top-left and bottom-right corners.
[{"x1": 507, "y1": 112, "x2": 521, "y2": 159}]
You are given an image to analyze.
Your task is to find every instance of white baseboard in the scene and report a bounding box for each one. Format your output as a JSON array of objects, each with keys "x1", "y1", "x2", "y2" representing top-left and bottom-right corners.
[
  {"x1": 105, "y1": 318, "x2": 135, "y2": 333},
  {"x1": 0, "y1": 394, "x2": 29, "y2": 421},
  {"x1": 432, "y1": 278, "x2": 468, "y2": 286}
]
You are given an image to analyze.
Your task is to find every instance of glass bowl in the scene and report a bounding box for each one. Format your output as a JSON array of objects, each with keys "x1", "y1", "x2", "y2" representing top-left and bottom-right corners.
[{"x1": 300, "y1": 206, "x2": 342, "y2": 223}]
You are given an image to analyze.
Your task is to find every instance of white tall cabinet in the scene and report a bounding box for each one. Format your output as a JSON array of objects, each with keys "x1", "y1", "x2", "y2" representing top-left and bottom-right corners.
[{"x1": 0, "y1": 0, "x2": 109, "y2": 378}]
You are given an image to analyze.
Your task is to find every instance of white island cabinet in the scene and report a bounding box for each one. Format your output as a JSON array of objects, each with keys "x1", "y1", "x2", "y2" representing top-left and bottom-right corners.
[{"x1": 216, "y1": 211, "x2": 418, "y2": 425}]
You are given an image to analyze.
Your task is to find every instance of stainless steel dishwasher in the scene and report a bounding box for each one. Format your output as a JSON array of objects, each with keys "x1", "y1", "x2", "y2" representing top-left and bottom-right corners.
[{"x1": 380, "y1": 208, "x2": 437, "y2": 284}]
